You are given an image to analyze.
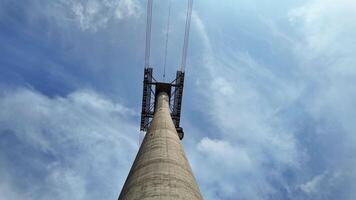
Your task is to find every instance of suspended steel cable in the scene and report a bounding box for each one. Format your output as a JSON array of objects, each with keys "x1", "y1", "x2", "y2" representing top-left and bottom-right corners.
[
  {"x1": 141, "y1": 0, "x2": 153, "y2": 146},
  {"x1": 144, "y1": 0, "x2": 193, "y2": 73},
  {"x1": 180, "y1": 0, "x2": 193, "y2": 72},
  {"x1": 163, "y1": 0, "x2": 172, "y2": 81},
  {"x1": 144, "y1": 0, "x2": 153, "y2": 69}
]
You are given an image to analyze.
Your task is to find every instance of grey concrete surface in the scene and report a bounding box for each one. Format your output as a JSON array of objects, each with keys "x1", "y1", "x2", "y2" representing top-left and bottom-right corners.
[{"x1": 118, "y1": 92, "x2": 203, "y2": 200}]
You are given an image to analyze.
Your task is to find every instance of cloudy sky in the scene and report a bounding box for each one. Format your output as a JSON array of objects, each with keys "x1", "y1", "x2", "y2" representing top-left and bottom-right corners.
[{"x1": 1, "y1": 0, "x2": 356, "y2": 199}]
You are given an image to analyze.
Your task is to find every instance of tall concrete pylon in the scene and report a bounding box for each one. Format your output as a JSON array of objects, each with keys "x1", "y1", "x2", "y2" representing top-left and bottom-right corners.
[{"x1": 118, "y1": 92, "x2": 203, "y2": 200}]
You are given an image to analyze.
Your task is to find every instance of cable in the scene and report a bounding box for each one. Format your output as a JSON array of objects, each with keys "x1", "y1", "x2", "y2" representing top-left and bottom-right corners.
[
  {"x1": 145, "y1": 0, "x2": 153, "y2": 69},
  {"x1": 180, "y1": 0, "x2": 193, "y2": 72},
  {"x1": 163, "y1": 0, "x2": 172, "y2": 81}
]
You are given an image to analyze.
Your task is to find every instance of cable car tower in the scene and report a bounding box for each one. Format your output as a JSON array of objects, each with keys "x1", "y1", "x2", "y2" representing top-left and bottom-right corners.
[
  {"x1": 140, "y1": 0, "x2": 193, "y2": 140},
  {"x1": 118, "y1": 0, "x2": 203, "y2": 199}
]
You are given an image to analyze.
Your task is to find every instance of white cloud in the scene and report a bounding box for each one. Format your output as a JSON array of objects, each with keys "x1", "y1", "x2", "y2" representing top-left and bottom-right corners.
[
  {"x1": 290, "y1": 0, "x2": 356, "y2": 152},
  {"x1": 38, "y1": 0, "x2": 143, "y2": 31},
  {"x1": 297, "y1": 171, "x2": 356, "y2": 199},
  {"x1": 289, "y1": 0, "x2": 356, "y2": 58},
  {"x1": 299, "y1": 173, "x2": 325, "y2": 194},
  {"x1": 192, "y1": 12, "x2": 212, "y2": 54},
  {"x1": 0, "y1": 88, "x2": 138, "y2": 200},
  {"x1": 197, "y1": 138, "x2": 253, "y2": 171},
  {"x1": 288, "y1": 1, "x2": 356, "y2": 198},
  {"x1": 115, "y1": 0, "x2": 142, "y2": 20},
  {"x1": 190, "y1": 13, "x2": 301, "y2": 200},
  {"x1": 190, "y1": 0, "x2": 356, "y2": 198},
  {"x1": 1, "y1": 0, "x2": 356, "y2": 199}
]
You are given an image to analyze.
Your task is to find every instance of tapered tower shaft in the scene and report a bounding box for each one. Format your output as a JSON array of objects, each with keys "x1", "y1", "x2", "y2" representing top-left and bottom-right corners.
[{"x1": 118, "y1": 92, "x2": 202, "y2": 200}]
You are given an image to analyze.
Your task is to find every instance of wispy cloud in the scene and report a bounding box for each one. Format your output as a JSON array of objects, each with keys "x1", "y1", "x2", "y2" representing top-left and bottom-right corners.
[
  {"x1": 0, "y1": 88, "x2": 138, "y2": 200},
  {"x1": 1, "y1": 0, "x2": 356, "y2": 199},
  {"x1": 32, "y1": 0, "x2": 143, "y2": 31},
  {"x1": 189, "y1": 12, "x2": 301, "y2": 200},
  {"x1": 188, "y1": 0, "x2": 356, "y2": 199},
  {"x1": 289, "y1": 1, "x2": 356, "y2": 198}
]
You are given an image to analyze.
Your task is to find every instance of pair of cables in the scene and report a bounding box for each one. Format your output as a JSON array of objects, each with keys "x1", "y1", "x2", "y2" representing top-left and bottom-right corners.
[{"x1": 144, "y1": 0, "x2": 193, "y2": 77}]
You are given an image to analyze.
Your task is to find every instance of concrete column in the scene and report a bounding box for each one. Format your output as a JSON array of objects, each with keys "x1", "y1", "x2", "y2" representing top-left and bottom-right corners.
[{"x1": 118, "y1": 92, "x2": 203, "y2": 200}]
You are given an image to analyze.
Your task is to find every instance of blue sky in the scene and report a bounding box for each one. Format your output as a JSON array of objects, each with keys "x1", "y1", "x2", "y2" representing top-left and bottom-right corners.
[{"x1": 1, "y1": 0, "x2": 356, "y2": 199}]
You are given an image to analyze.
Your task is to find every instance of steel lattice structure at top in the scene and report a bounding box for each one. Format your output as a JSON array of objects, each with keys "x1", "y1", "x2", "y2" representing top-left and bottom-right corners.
[{"x1": 140, "y1": 68, "x2": 185, "y2": 139}]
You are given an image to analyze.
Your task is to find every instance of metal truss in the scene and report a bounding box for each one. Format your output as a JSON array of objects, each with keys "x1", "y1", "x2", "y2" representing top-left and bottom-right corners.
[{"x1": 140, "y1": 68, "x2": 185, "y2": 140}]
